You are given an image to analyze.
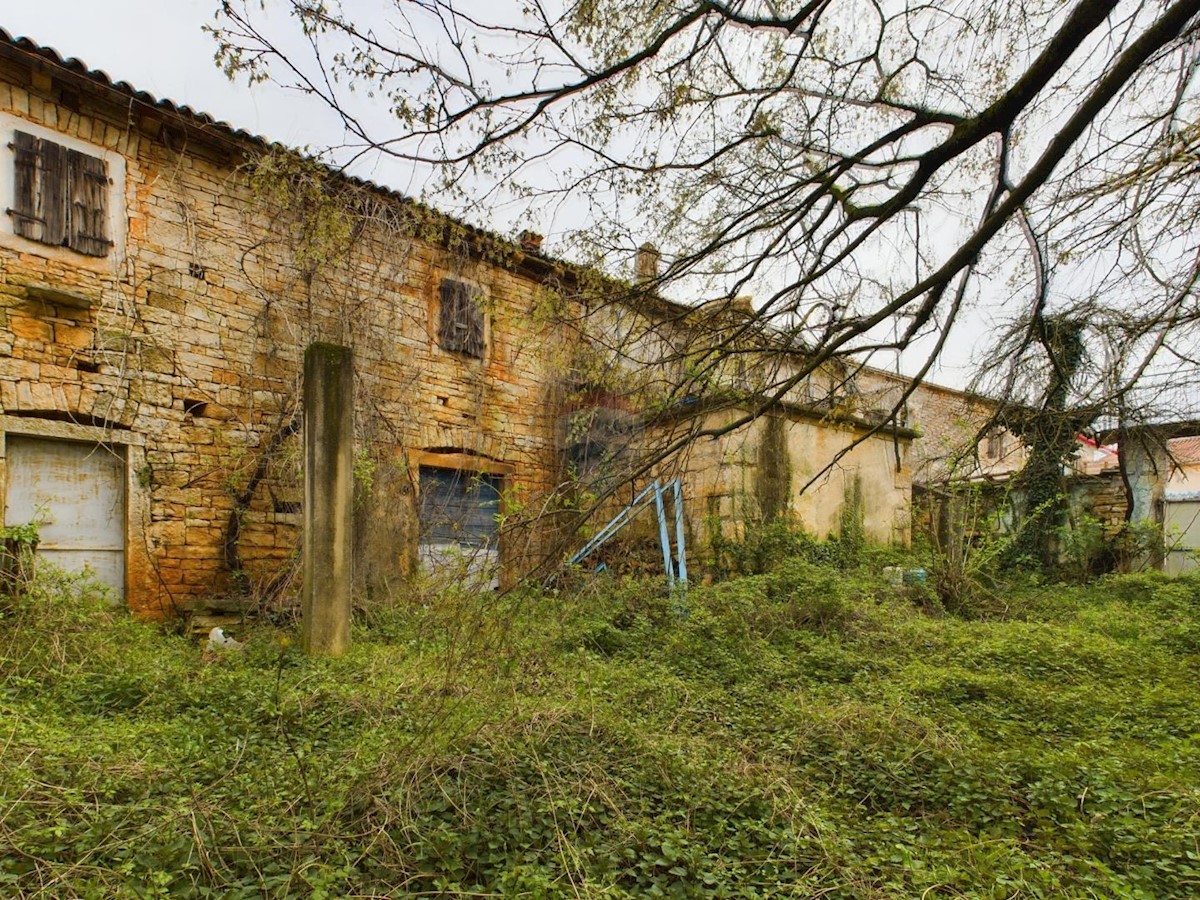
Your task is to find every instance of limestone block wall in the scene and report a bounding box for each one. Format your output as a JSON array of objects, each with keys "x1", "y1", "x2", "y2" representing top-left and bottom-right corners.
[
  {"x1": 1069, "y1": 473, "x2": 1128, "y2": 534},
  {"x1": 0, "y1": 53, "x2": 569, "y2": 616},
  {"x1": 837, "y1": 362, "x2": 1034, "y2": 490},
  {"x1": 907, "y1": 385, "x2": 1015, "y2": 482}
]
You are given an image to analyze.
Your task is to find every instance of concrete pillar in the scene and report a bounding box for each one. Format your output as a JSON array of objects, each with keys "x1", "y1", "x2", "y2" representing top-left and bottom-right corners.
[
  {"x1": 1123, "y1": 429, "x2": 1169, "y2": 570},
  {"x1": 302, "y1": 343, "x2": 354, "y2": 656}
]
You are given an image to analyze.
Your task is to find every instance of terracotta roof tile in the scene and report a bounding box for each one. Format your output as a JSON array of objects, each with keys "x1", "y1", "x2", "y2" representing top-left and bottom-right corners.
[{"x1": 1169, "y1": 435, "x2": 1200, "y2": 464}]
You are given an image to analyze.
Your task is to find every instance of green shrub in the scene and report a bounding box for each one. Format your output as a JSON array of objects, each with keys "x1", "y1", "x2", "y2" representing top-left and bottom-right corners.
[
  {"x1": 760, "y1": 558, "x2": 863, "y2": 634},
  {"x1": 712, "y1": 517, "x2": 882, "y2": 576}
]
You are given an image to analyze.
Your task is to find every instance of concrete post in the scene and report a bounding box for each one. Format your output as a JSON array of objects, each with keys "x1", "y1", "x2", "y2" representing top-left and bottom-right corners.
[
  {"x1": 1123, "y1": 429, "x2": 1168, "y2": 570},
  {"x1": 302, "y1": 342, "x2": 354, "y2": 656}
]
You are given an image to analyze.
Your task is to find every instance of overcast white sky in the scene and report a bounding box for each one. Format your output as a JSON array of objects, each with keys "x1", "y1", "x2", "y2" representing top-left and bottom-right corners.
[{"x1": 4, "y1": 1, "x2": 336, "y2": 146}]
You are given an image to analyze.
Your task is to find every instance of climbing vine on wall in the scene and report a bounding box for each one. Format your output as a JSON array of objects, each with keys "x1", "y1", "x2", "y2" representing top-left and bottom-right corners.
[
  {"x1": 1003, "y1": 315, "x2": 1093, "y2": 572},
  {"x1": 219, "y1": 147, "x2": 426, "y2": 606}
]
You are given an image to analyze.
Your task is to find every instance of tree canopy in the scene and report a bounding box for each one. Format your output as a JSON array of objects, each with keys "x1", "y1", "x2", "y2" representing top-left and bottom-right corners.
[{"x1": 212, "y1": 0, "x2": 1200, "y2": 438}]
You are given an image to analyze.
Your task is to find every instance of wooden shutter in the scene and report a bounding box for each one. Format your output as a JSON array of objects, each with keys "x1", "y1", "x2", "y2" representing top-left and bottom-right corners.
[
  {"x1": 8, "y1": 131, "x2": 110, "y2": 256},
  {"x1": 437, "y1": 278, "x2": 463, "y2": 350},
  {"x1": 438, "y1": 278, "x2": 485, "y2": 358},
  {"x1": 10, "y1": 131, "x2": 40, "y2": 240},
  {"x1": 38, "y1": 138, "x2": 69, "y2": 247},
  {"x1": 67, "y1": 148, "x2": 110, "y2": 257}
]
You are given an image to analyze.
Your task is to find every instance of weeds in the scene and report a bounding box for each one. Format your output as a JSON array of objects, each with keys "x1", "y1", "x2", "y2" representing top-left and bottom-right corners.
[{"x1": 1, "y1": 562, "x2": 1198, "y2": 896}]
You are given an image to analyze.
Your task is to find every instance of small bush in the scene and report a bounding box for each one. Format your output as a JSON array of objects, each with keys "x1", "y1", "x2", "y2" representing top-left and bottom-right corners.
[
  {"x1": 760, "y1": 558, "x2": 863, "y2": 634},
  {"x1": 712, "y1": 517, "x2": 884, "y2": 576}
]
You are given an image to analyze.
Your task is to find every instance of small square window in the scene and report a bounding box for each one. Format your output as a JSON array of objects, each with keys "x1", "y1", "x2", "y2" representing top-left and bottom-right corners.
[
  {"x1": 8, "y1": 131, "x2": 111, "y2": 257},
  {"x1": 437, "y1": 277, "x2": 485, "y2": 358}
]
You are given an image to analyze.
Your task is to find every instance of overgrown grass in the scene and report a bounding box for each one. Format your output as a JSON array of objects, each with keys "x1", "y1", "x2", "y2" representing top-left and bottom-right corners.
[{"x1": 1, "y1": 561, "x2": 1198, "y2": 897}]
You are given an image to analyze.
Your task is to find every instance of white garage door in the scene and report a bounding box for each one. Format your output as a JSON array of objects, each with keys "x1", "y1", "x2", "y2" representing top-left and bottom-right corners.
[
  {"x1": 4, "y1": 435, "x2": 125, "y2": 598},
  {"x1": 1164, "y1": 497, "x2": 1200, "y2": 576}
]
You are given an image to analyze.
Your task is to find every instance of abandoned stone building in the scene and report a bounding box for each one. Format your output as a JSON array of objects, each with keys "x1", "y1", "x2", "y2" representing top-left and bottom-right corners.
[
  {"x1": 0, "y1": 29, "x2": 590, "y2": 617},
  {"x1": 0, "y1": 27, "x2": 1024, "y2": 619}
]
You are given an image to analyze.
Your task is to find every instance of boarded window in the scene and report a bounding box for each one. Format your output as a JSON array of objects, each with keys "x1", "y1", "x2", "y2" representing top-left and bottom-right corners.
[
  {"x1": 9, "y1": 131, "x2": 111, "y2": 257},
  {"x1": 437, "y1": 278, "x2": 485, "y2": 358},
  {"x1": 418, "y1": 467, "x2": 502, "y2": 548},
  {"x1": 986, "y1": 429, "x2": 1004, "y2": 460},
  {"x1": 418, "y1": 466, "x2": 502, "y2": 587}
]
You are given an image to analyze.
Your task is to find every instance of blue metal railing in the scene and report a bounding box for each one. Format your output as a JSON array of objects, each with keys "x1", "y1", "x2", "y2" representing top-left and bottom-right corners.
[{"x1": 569, "y1": 479, "x2": 688, "y2": 591}]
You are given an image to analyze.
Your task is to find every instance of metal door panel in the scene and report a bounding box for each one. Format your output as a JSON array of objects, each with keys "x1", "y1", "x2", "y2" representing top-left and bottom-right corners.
[
  {"x1": 1164, "y1": 498, "x2": 1200, "y2": 576},
  {"x1": 418, "y1": 467, "x2": 501, "y2": 586},
  {"x1": 4, "y1": 435, "x2": 125, "y2": 597}
]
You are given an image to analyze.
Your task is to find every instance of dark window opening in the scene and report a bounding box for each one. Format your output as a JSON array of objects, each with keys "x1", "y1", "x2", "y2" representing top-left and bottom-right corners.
[
  {"x1": 418, "y1": 467, "x2": 502, "y2": 547},
  {"x1": 437, "y1": 278, "x2": 485, "y2": 358},
  {"x1": 183, "y1": 398, "x2": 209, "y2": 417},
  {"x1": 58, "y1": 88, "x2": 81, "y2": 112},
  {"x1": 418, "y1": 466, "x2": 502, "y2": 587},
  {"x1": 566, "y1": 438, "x2": 618, "y2": 489},
  {"x1": 8, "y1": 131, "x2": 111, "y2": 257}
]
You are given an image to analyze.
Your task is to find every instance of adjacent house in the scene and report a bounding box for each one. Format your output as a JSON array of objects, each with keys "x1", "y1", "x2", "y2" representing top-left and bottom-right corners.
[{"x1": 1165, "y1": 436, "x2": 1200, "y2": 574}]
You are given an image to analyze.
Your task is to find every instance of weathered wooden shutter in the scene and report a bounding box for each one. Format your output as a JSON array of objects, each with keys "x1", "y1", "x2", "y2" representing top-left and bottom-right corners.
[
  {"x1": 438, "y1": 278, "x2": 467, "y2": 351},
  {"x1": 8, "y1": 131, "x2": 110, "y2": 256},
  {"x1": 438, "y1": 278, "x2": 485, "y2": 358},
  {"x1": 67, "y1": 148, "x2": 110, "y2": 257},
  {"x1": 38, "y1": 138, "x2": 69, "y2": 247},
  {"x1": 10, "y1": 131, "x2": 41, "y2": 240}
]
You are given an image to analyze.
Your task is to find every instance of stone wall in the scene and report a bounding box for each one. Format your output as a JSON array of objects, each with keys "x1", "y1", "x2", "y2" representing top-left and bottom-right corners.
[
  {"x1": 0, "y1": 41, "x2": 1001, "y2": 613},
  {"x1": 1070, "y1": 472, "x2": 1128, "y2": 532},
  {"x1": 0, "y1": 52, "x2": 570, "y2": 617},
  {"x1": 849, "y1": 369, "x2": 1019, "y2": 485}
]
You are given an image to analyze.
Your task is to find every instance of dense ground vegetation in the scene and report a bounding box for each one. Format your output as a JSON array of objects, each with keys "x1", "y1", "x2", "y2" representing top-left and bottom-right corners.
[{"x1": 2, "y1": 553, "x2": 1198, "y2": 898}]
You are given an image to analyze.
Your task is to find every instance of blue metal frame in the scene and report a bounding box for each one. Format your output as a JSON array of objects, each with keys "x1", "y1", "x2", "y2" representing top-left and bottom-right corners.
[
  {"x1": 672, "y1": 478, "x2": 688, "y2": 586},
  {"x1": 569, "y1": 478, "x2": 689, "y2": 591}
]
